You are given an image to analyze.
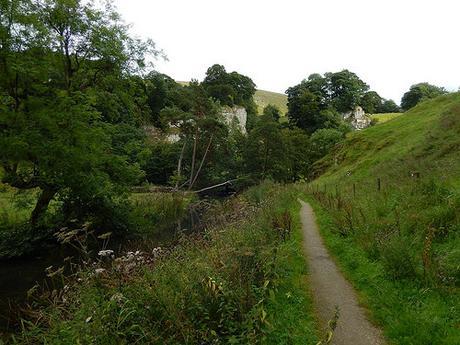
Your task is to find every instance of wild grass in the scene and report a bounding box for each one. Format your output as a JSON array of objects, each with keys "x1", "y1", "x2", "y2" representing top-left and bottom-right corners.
[
  {"x1": 369, "y1": 112, "x2": 402, "y2": 123},
  {"x1": 9, "y1": 182, "x2": 318, "y2": 344},
  {"x1": 129, "y1": 192, "x2": 192, "y2": 235},
  {"x1": 302, "y1": 93, "x2": 460, "y2": 344}
]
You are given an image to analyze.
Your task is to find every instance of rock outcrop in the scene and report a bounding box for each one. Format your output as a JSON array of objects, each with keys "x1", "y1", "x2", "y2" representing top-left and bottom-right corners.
[
  {"x1": 342, "y1": 106, "x2": 371, "y2": 130},
  {"x1": 221, "y1": 106, "x2": 247, "y2": 134}
]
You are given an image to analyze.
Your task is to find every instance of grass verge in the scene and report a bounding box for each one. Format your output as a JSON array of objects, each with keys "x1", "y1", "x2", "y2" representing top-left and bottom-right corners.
[{"x1": 301, "y1": 192, "x2": 460, "y2": 345}]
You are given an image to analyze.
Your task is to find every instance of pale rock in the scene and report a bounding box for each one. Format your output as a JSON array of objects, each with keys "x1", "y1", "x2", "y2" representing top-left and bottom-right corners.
[
  {"x1": 221, "y1": 105, "x2": 247, "y2": 134},
  {"x1": 342, "y1": 106, "x2": 371, "y2": 130}
]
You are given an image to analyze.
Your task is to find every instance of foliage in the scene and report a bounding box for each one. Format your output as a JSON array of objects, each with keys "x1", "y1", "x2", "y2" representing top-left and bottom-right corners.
[
  {"x1": 143, "y1": 142, "x2": 181, "y2": 185},
  {"x1": 11, "y1": 183, "x2": 318, "y2": 344},
  {"x1": 325, "y1": 70, "x2": 369, "y2": 113},
  {"x1": 0, "y1": 0, "x2": 156, "y2": 227},
  {"x1": 263, "y1": 104, "x2": 281, "y2": 122},
  {"x1": 379, "y1": 99, "x2": 401, "y2": 113},
  {"x1": 202, "y1": 64, "x2": 256, "y2": 108},
  {"x1": 308, "y1": 129, "x2": 344, "y2": 163},
  {"x1": 401, "y1": 82, "x2": 447, "y2": 111},
  {"x1": 361, "y1": 91, "x2": 382, "y2": 114},
  {"x1": 286, "y1": 70, "x2": 368, "y2": 133}
]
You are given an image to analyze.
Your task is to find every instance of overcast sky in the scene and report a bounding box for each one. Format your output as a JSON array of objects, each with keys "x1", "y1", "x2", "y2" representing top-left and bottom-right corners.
[{"x1": 114, "y1": 0, "x2": 459, "y2": 103}]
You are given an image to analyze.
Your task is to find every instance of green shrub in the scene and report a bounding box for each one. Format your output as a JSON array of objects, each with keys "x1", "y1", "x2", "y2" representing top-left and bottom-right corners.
[{"x1": 380, "y1": 238, "x2": 417, "y2": 280}]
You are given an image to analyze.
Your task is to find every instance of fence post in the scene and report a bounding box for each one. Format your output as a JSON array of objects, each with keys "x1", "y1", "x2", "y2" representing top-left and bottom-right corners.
[
  {"x1": 353, "y1": 183, "x2": 356, "y2": 197},
  {"x1": 377, "y1": 178, "x2": 381, "y2": 192}
]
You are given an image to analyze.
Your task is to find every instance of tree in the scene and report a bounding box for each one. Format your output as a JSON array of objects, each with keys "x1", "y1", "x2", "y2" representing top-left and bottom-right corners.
[
  {"x1": 243, "y1": 115, "x2": 287, "y2": 181},
  {"x1": 401, "y1": 83, "x2": 447, "y2": 111},
  {"x1": 308, "y1": 128, "x2": 344, "y2": 162},
  {"x1": 379, "y1": 99, "x2": 400, "y2": 113},
  {"x1": 281, "y1": 128, "x2": 310, "y2": 181},
  {"x1": 0, "y1": 0, "x2": 156, "y2": 226},
  {"x1": 361, "y1": 91, "x2": 383, "y2": 114},
  {"x1": 326, "y1": 70, "x2": 369, "y2": 113},
  {"x1": 263, "y1": 104, "x2": 281, "y2": 122},
  {"x1": 286, "y1": 70, "x2": 368, "y2": 133},
  {"x1": 202, "y1": 64, "x2": 256, "y2": 108}
]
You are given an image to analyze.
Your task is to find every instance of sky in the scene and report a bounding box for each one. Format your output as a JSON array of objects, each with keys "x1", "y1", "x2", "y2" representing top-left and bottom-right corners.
[{"x1": 114, "y1": 0, "x2": 460, "y2": 103}]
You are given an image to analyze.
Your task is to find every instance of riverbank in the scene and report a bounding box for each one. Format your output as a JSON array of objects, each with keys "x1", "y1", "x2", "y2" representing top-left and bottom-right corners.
[{"x1": 5, "y1": 183, "x2": 318, "y2": 344}]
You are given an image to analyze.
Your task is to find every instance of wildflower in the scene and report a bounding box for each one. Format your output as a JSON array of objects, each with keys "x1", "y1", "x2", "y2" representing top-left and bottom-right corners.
[
  {"x1": 110, "y1": 292, "x2": 124, "y2": 304},
  {"x1": 95, "y1": 268, "x2": 106, "y2": 275},
  {"x1": 98, "y1": 249, "x2": 114, "y2": 257}
]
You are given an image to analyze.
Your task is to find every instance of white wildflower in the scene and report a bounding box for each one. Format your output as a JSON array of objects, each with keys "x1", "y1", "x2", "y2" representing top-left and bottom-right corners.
[
  {"x1": 95, "y1": 268, "x2": 106, "y2": 275},
  {"x1": 98, "y1": 249, "x2": 114, "y2": 257}
]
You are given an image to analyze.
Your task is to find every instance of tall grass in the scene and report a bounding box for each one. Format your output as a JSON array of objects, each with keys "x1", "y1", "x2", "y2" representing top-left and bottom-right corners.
[
  {"x1": 300, "y1": 93, "x2": 460, "y2": 344},
  {"x1": 9, "y1": 182, "x2": 318, "y2": 344}
]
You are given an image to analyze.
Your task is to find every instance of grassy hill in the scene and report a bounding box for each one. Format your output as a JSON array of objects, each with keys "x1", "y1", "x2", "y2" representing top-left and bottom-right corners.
[
  {"x1": 305, "y1": 93, "x2": 460, "y2": 344},
  {"x1": 254, "y1": 89, "x2": 288, "y2": 115}
]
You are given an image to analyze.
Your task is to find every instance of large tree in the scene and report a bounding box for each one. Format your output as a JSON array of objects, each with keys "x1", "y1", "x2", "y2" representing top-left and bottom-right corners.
[
  {"x1": 202, "y1": 64, "x2": 256, "y2": 108},
  {"x1": 0, "y1": 0, "x2": 157, "y2": 225},
  {"x1": 401, "y1": 82, "x2": 447, "y2": 111},
  {"x1": 326, "y1": 70, "x2": 369, "y2": 113}
]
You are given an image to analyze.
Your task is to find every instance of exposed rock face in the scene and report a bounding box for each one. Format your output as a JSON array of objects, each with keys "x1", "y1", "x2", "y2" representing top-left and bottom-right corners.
[
  {"x1": 145, "y1": 106, "x2": 248, "y2": 144},
  {"x1": 342, "y1": 106, "x2": 371, "y2": 130},
  {"x1": 221, "y1": 106, "x2": 247, "y2": 134}
]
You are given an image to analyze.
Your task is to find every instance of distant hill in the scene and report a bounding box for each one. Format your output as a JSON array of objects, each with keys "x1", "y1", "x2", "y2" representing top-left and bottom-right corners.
[
  {"x1": 177, "y1": 81, "x2": 288, "y2": 116},
  {"x1": 254, "y1": 90, "x2": 288, "y2": 115}
]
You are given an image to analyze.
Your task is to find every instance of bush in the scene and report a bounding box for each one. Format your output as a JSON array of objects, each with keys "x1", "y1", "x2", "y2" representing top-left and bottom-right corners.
[{"x1": 380, "y1": 238, "x2": 417, "y2": 280}]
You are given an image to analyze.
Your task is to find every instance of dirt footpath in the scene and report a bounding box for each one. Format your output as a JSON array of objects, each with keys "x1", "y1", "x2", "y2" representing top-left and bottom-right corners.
[{"x1": 299, "y1": 200, "x2": 386, "y2": 345}]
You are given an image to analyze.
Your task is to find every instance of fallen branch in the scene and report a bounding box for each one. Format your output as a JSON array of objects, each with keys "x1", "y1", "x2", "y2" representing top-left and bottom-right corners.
[{"x1": 193, "y1": 179, "x2": 238, "y2": 194}]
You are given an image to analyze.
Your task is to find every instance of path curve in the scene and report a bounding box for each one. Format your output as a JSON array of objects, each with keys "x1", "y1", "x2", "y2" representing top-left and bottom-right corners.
[{"x1": 299, "y1": 200, "x2": 385, "y2": 345}]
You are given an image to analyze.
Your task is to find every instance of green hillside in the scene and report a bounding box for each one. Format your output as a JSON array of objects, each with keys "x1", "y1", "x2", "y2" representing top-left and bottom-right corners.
[
  {"x1": 315, "y1": 93, "x2": 460, "y2": 182},
  {"x1": 254, "y1": 89, "x2": 288, "y2": 115},
  {"x1": 306, "y1": 93, "x2": 460, "y2": 344}
]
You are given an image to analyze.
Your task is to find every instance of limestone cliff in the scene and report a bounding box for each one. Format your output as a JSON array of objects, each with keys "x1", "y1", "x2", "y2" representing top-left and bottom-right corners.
[{"x1": 342, "y1": 106, "x2": 371, "y2": 130}]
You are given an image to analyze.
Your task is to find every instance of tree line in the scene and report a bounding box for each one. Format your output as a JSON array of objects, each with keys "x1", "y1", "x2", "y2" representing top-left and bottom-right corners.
[{"x1": 0, "y1": 0, "x2": 450, "y2": 241}]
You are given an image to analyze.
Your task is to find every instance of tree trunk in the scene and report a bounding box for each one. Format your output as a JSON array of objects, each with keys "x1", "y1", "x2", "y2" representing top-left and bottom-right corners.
[
  {"x1": 31, "y1": 188, "x2": 56, "y2": 226},
  {"x1": 189, "y1": 128, "x2": 199, "y2": 189},
  {"x1": 175, "y1": 141, "x2": 187, "y2": 190},
  {"x1": 190, "y1": 135, "x2": 213, "y2": 190}
]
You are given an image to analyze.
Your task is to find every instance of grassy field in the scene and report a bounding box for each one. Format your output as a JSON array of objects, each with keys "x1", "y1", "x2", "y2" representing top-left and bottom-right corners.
[
  {"x1": 254, "y1": 90, "x2": 288, "y2": 116},
  {"x1": 369, "y1": 112, "x2": 402, "y2": 123},
  {"x1": 304, "y1": 93, "x2": 460, "y2": 344}
]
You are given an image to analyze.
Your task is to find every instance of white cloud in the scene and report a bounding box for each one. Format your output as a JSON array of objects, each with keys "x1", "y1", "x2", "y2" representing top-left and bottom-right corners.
[{"x1": 114, "y1": 0, "x2": 460, "y2": 103}]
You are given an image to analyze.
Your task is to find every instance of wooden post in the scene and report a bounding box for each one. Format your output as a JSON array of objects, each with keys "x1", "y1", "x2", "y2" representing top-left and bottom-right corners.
[
  {"x1": 377, "y1": 178, "x2": 381, "y2": 191},
  {"x1": 353, "y1": 183, "x2": 356, "y2": 197}
]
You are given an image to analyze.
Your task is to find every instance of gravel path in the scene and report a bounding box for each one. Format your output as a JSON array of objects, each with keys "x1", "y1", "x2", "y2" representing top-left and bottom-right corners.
[{"x1": 299, "y1": 200, "x2": 386, "y2": 345}]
